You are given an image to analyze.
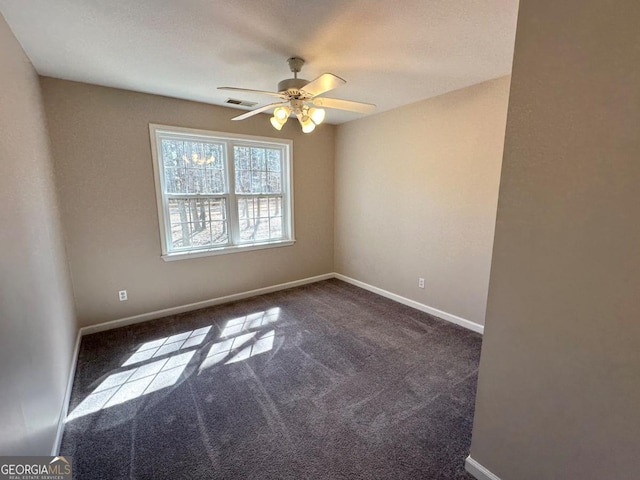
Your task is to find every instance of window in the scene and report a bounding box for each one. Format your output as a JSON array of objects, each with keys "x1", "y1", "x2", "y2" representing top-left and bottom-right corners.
[{"x1": 149, "y1": 124, "x2": 294, "y2": 260}]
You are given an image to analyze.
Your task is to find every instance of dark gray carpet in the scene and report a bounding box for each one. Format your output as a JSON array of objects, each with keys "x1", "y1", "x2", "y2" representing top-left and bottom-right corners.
[{"x1": 61, "y1": 279, "x2": 480, "y2": 479}]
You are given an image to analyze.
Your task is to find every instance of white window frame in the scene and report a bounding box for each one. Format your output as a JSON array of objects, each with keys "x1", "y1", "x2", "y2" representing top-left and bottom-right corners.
[{"x1": 149, "y1": 124, "x2": 295, "y2": 261}]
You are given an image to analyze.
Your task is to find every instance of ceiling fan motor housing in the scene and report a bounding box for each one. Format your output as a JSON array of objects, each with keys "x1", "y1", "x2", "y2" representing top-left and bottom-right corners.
[{"x1": 277, "y1": 78, "x2": 309, "y2": 94}]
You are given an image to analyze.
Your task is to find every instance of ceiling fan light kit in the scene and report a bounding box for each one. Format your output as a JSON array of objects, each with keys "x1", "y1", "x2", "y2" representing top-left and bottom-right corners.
[{"x1": 218, "y1": 57, "x2": 376, "y2": 134}]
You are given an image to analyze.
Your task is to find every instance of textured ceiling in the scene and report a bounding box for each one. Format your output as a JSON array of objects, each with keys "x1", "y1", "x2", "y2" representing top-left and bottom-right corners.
[{"x1": 0, "y1": 0, "x2": 519, "y2": 124}]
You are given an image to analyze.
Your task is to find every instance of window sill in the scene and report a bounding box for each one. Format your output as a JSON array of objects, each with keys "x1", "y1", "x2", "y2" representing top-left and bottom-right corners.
[{"x1": 161, "y1": 239, "x2": 296, "y2": 262}]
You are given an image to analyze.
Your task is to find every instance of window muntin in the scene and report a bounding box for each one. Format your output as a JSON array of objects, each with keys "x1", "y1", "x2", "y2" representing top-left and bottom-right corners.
[{"x1": 150, "y1": 125, "x2": 293, "y2": 258}]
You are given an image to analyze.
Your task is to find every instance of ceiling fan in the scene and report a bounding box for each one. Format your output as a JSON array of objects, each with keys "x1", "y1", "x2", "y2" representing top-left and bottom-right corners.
[{"x1": 218, "y1": 57, "x2": 376, "y2": 133}]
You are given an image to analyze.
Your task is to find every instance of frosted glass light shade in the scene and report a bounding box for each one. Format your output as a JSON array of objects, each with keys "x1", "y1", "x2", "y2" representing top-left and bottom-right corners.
[
  {"x1": 308, "y1": 107, "x2": 325, "y2": 125},
  {"x1": 274, "y1": 106, "x2": 291, "y2": 121},
  {"x1": 270, "y1": 116, "x2": 284, "y2": 130},
  {"x1": 299, "y1": 116, "x2": 316, "y2": 133},
  {"x1": 302, "y1": 122, "x2": 316, "y2": 133}
]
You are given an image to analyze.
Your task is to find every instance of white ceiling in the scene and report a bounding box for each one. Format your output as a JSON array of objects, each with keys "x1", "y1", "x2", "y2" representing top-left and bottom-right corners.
[{"x1": 0, "y1": 0, "x2": 519, "y2": 124}]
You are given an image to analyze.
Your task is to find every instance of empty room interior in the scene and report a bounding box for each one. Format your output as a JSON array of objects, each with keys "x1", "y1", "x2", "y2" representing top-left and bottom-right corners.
[{"x1": 1, "y1": 1, "x2": 638, "y2": 479}]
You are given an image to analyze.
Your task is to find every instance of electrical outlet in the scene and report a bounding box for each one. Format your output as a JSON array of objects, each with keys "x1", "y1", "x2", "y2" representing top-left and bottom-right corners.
[
  {"x1": 118, "y1": 290, "x2": 128, "y2": 301},
  {"x1": 418, "y1": 278, "x2": 425, "y2": 289}
]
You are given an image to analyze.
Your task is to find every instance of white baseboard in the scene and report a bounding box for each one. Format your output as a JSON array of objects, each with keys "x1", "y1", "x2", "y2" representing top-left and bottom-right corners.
[
  {"x1": 466, "y1": 456, "x2": 502, "y2": 480},
  {"x1": 334, "y1": 273, "x2": 484, "y2": 334},
  {"x1": 80, "y1": 273, "x2": 335, "y2": 336},
  {"x1": 51, "y1": 329, "x2": 82, "y2": 456},
  {"x1": 80, "y1": 272, "x2": 483, "y2": 337}
]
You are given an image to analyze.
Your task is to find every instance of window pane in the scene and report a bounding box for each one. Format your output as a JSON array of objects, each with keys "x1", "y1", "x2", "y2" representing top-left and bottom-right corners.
[
  {"x1": 234, "y1": 146, "x2": 282, "y2": 194},
  {"x1": 161, "y1": 139, "x2": 225, "y2": 194},
  {"x1": 251, "y1": 171, "x2": 266, "y2": 193},
  {"x1": 266, "y1": 149, "x2": 281, "y2": 172},
  {"x1": 168, "y1": 198, "x2": 228, "y2": 250},
  {"x1": 251, "y1": 147, "x2": 266, "y2": 171},
  {"x1": 236, "y1": 170, "x2": 251, "y2": 193},
  {"x1": 270, "y1": 217, "x2": 282, "y2": 239},
  {"x1": 267, "y1": 172, "x2": 281, "y2": 193},
  {"x1": 268, "y1": 197, "x2": 281, "y2": 216},
  {"x1": 234, "y1": 146, "x2": 251, "y2": 170},
  {"x1": 237, "y1": 196, "x2": 283, "y2": 243}
]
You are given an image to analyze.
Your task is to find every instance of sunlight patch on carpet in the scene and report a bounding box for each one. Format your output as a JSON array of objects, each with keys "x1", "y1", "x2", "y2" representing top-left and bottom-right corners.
[
  {"x1": 67, "y1": 350, "x2": 196, "y2": 421},
  {"x1": 122, "y1": 326, "x2": 211, "y2": 367}
]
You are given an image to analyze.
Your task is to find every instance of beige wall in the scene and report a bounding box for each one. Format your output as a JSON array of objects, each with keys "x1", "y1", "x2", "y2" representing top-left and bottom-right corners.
[
  {"x1": 334, "y1": 77, "x2": 510, "y2": 326},
  {"x1": 0, "y1": 16, "x2": 76, "y2": 454},
  {"x1": 470, "y1": 1, "x2": 640, "y2": 479},
  {"x1": 40, "y1": 78, "x2": 335, "y2": 327}
]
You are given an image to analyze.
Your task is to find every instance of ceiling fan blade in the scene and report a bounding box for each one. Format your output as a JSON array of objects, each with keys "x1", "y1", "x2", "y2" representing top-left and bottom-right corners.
[
  {"x1": 231, "y1": 102, "x2": 287, "y2": 121},
  {"x1": 300, "y1": 73, "x2": 346, "y2": 97},
  {"x1": 218, "y1": 87, "x2": 286, "y2": 99},
  {"x1": 312, "y1": 97, "x2": 376, "y2": 114}
]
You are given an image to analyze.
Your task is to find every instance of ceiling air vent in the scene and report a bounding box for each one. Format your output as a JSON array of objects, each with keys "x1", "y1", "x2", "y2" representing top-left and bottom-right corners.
[{"x1": 225, "y1": 98, "x2": 257, "y2": 107}]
